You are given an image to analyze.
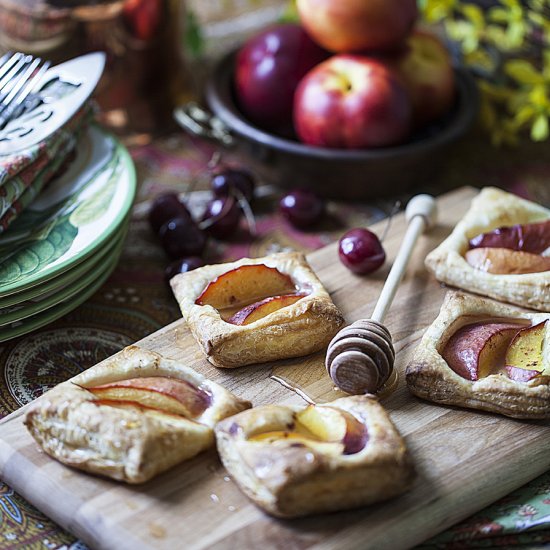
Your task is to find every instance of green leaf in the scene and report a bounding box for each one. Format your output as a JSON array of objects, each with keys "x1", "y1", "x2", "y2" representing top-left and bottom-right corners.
[
  {"x1": 279, "y1": 0, "x2": 299, "y2": 23},
  {"x1": 500, "y1": 0, "x2": 522, "y2": 10},
  {"x1": 505, "y1": 60, "x2": 544, "y2": 84},
  {"x1": 529, "y1": 85, "x2": 550, "y2": 109},
  {"x1": 514, "y1": 105, "x2": 537, "y2": 125},
  {"x1": 488, "y1": 7, "x2": 509, "y2": 23},
  {"x1": 531, "y1": 114, "x2": 549, "y2": 140},
  {"x1": 419, "y1": 0, "x2": 456, "y2": 21},
  {"x1": 446, "y1": 20, "x2": 479, "y2": 53},
  {"x1": 461, "y1": 4, "x2": 484, "y2": 27},
  {"x1": 464, "y1": 49, "x2": 497, "y2": 72},
  {"x1": 184, "y1": 9, "x2": 204, "y2": 57},
  {"x1": 506, "y1": 20, "x2": 527, "y2": 47}
]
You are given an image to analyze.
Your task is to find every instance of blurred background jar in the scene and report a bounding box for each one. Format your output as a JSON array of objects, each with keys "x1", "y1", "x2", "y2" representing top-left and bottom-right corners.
[{"x1": 0, "y1": 0, "x2": 193, "y2": 140}]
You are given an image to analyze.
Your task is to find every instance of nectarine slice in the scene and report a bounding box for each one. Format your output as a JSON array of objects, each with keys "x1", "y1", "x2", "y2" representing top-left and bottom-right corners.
[
  {"x1": 505, "y1": 321, "x2": 546, "y2": 372},
  {"x1": 465, "y1": 247, "x2": 550, "y2": 274},
  {"x1": 88, "y1": 377, "x2": 211, "y2": 418},
  {"x1": 92, "y1": 398, "x2": 201, "y2": 421},
  {"x1": 505, "y1": 366, "x2": 540, "y2": 383},
  {"x1": 442, "y1": 322, "x2": 524, "y2": 380},
  {"x1": 227, "y1": 293, "x2": 306, "y2": 325},
  {"x1": 469, "y1": 219, "x2": 550, "y2": 254},
  {"x1": 247, "y1": 405, "x2": 368, "y2": 457},
  {"x1": 249, "y1": 430, "x2": 345, "y2": 456},
  {"x1": 195, "y1": 264, "x2": 296, "y2": 309},
  {"x1": 296, "y1": 405, "x2": 368, "y2": 455}
]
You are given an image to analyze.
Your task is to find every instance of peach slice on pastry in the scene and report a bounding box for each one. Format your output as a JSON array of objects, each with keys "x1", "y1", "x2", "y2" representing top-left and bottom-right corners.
[
  {"x1": 87, "y1": 376, "x2": 211, "y2": 418},
  {"x1": 465, "y1": 248, "x2": 550, "y2": 275},
  {"x1": 170, "y1": 252, "x2": 344, "y2": 368},
  {"x1": 441, "y1": 321, "x2": 524, "y2": 381},
  {"x1": 215, "y1": 396, "x2": 413, "y2": 518},
  {"x1": 425, "y1": 187, "x2": 550, "y2": 311},
  {"x1": 195, "y1": 264, "x2": 296, "y2": 309},
  {"x1": 504, "y1": 321, "x2": 547, "y2": 382},
  {"x1": 227, "y1": 293, "x2": 307, "y2": 326},
  {"x1": 468, "y1": 219, "x2": 550, "y2": 254},
  {"x1": 406, "y1": 292, "x2": 550, "y2": 419},
  {"x1": 25, "y1": 346, "x2": 251, "y2": 483}
]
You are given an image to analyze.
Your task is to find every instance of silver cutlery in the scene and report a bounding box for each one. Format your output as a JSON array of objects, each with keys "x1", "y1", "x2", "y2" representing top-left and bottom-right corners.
[{"x1": 0, "y1": 52, "x2": 105, "y2": 155}]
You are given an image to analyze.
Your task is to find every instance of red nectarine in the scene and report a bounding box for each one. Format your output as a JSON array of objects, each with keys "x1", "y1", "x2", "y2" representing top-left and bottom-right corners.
[
  {"x1": 296, "y1": 0, "x2": 417, "y2": 53},
  {"x1": 293, "y1": 55, "x2": 412, "y2": 149}
]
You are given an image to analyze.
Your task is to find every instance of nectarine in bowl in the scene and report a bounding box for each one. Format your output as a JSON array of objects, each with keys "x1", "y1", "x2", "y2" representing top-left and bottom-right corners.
[{"x1": 175, "y1": 52, "x2": 478, "y2": 200}]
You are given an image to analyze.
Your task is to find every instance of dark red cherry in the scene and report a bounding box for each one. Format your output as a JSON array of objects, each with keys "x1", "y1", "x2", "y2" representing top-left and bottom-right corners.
[
  {"x1": 149, "y1": 192, "x2": 191, "y2": 234},
  {"x1": 165, "y1": 256, "x2": 205, "y2": 283},
  {"x1": 159, "y1": 217, "x2": 206, "y2": 259},
  {"x1": 201, "y1": 196, "x2": 242, "y2": 239},
  {"x1": 279, "y1": 189, "x2": 324, "y2": 228},
  {"x1": 338, "y1": 228, "x2": 385, "y2": 274},
  {"x1": 211, "y1": 168, "x2": 255, "y2": 202}
]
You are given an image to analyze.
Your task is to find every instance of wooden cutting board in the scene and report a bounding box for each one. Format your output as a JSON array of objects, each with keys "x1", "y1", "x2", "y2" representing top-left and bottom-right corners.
[{"x1": 0, "y1": 186, "x2": 549, "y2": 550}]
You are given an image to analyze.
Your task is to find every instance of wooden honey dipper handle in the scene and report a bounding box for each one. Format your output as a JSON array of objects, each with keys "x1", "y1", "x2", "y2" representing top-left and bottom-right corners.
[
  {"x1": 326, "y1": 194, "x2": 437, "y2": 395},
  {"x1": 372, "y1": 194, "x2": 437, "y2": 323}
]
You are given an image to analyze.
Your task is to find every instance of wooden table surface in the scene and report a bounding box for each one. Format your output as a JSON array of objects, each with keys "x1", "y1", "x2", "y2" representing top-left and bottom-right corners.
[{"x1": 0, "y1": 186, "x2": 549, "y2": 550}]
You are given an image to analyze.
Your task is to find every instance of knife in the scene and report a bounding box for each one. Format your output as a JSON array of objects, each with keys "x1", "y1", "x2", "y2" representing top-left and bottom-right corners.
[{"x1": 0, "y1": 52, "x2": 105, "y2": 155}]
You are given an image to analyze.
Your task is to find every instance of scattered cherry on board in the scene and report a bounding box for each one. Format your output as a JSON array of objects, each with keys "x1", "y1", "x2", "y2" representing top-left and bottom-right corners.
[{"x1": 338, "y1": 228, "x2": 386, "y2": 274}]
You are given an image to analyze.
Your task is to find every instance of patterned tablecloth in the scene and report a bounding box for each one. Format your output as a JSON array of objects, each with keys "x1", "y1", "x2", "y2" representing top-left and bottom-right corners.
[{"x1": 0, "y1": 129, "x2": 549, "y2": 549}]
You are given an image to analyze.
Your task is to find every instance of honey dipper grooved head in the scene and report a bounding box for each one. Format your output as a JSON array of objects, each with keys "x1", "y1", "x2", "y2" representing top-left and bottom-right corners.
[{"x1": 325, "y1": 319, "x2": 395, "y2": 395}]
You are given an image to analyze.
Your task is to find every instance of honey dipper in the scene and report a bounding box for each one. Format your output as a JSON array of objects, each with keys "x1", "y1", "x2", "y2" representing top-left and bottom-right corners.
[{"x1": 326, "y1": 194, "x2": 437, "y2": 395}]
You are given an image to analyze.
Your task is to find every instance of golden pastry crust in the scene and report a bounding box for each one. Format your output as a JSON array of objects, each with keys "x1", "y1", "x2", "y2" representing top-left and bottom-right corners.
[
  {"x1": 170, "y1": 252, "x2": 344, "y2": 368},
  {"x1": 24, "y1": 346, "x2": 251, "y2": 483},
  {"x1": 215, "y1": 396, "x2": 414, "y2": 518},
  {"x1": 406, "y1": 292, "x2": 550, "y2": 419},
  {"x1": 425, "y1": 187, "x2": 550, "y2": 311}
]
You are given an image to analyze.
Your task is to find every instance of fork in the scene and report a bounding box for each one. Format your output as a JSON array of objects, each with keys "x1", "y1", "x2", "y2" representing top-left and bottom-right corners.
[{"x1": 0, "y1": 52, "x2": 51, "y2": 130}]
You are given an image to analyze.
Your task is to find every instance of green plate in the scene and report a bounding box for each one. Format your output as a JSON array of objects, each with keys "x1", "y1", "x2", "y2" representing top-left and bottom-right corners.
[
  {"x1": 0, "y1": 228, "x2": 125, "y2": 328},
  {"x1": 0, "y1": 218, "x2": 128, "y2": 309},
  {"x1": 0, "y1": 242, "x2": 123, "y2": 342},
  {"x1": 0, "y1": 125, "x2": 136, "y2": 298}
]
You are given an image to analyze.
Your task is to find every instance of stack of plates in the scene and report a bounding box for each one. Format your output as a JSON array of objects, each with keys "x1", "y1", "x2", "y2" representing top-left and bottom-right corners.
[{"x1": 0, "y1": 125, "x2": 136, "y2": 342}]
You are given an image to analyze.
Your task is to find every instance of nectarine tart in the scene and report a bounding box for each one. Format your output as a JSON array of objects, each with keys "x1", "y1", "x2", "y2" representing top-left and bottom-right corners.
[
  {"x1": 406, "y1": 292, "x2": 550, "y2": 419},
  {"x1": 25, "y1": 346, "x2": 251, "y2": 483},
  {"x1": 170, "y1": 252, "x2": 344, "y2": 368},
  {"x1": 425, "y1": 187, "x2": 550, "y2": 311},
  {"x1": 215, "y1": 396, "x2": 414, "y2": 517}
]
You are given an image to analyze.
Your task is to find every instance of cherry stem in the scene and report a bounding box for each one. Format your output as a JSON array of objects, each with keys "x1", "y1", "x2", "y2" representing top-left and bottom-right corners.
[
  {"x1": 178, "y1": 151, "x2": 221, "y2": 206},
  {"x1": 380, "y1": 200, "x2": 401, "y2": 243},
  {"x1": 207, "y1": 151, "x2": 222, "y2": 171},
  {"x1": 197, "y1": 197, "x2": 235, "y2": 231},
  {"x1": 234, "y1": 188, "x2": 257, "y2": 237}
]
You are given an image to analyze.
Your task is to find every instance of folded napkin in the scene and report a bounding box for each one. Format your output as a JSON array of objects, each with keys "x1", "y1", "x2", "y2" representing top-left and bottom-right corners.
[{"x1": 0, "y1": 105, "x2": 93, "y2": 234}]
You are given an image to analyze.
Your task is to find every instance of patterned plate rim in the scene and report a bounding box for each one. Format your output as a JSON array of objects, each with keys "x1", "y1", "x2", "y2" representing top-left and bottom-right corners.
[
  {"x1": 0, "y1": 220, "x2": 127, "y2": 308},
  {"x1": 0, "y1": 224, "x2": 127, "y2": 325},
  {"x1": 0, "y1": 127, "x2": 136, "y2": 298},
  {"x1": 0, "y1": 246, "x2": 123, "y2": 343}
]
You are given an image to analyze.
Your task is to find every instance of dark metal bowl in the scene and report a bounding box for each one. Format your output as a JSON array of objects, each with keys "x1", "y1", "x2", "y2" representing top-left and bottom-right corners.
[{"x1": 176, "y1": 52, "x2": 479, "y2": 200}]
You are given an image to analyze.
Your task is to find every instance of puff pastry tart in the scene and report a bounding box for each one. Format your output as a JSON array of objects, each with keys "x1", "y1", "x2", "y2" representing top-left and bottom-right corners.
[
  {"x1": 25, "y1": 346, "x2": 251, "y2": 483},
  {"x1": 406, "y1": 292, "x2": 550, "y2": 419},
  {"x1": 215, "y1": 396, "x2": 414, "y2": 517},
  {"x1": 425, "y1": 187, "x2": 550, "y2": 311},
  {"x1": 170, "y1": 252, "x2": 344, "y2": 368}
]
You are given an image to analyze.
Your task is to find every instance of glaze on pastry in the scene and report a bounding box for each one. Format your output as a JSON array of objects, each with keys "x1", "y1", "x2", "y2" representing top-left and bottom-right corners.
[
  {"x1": 406, "y1": 292, "x2": 550, "y2": 419},
  {"x1": 25, "y1": 346, "x2": 251, "y2": 483},
  {"x1": 215, "y1": 395, "x2": 414, "y2": 518},
  {"x1": 170, "y1": 252, "x2": 344, "y2": 368},
  {"x1": 425, "y1": 187, "x2": 550, "y2": 311}
]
